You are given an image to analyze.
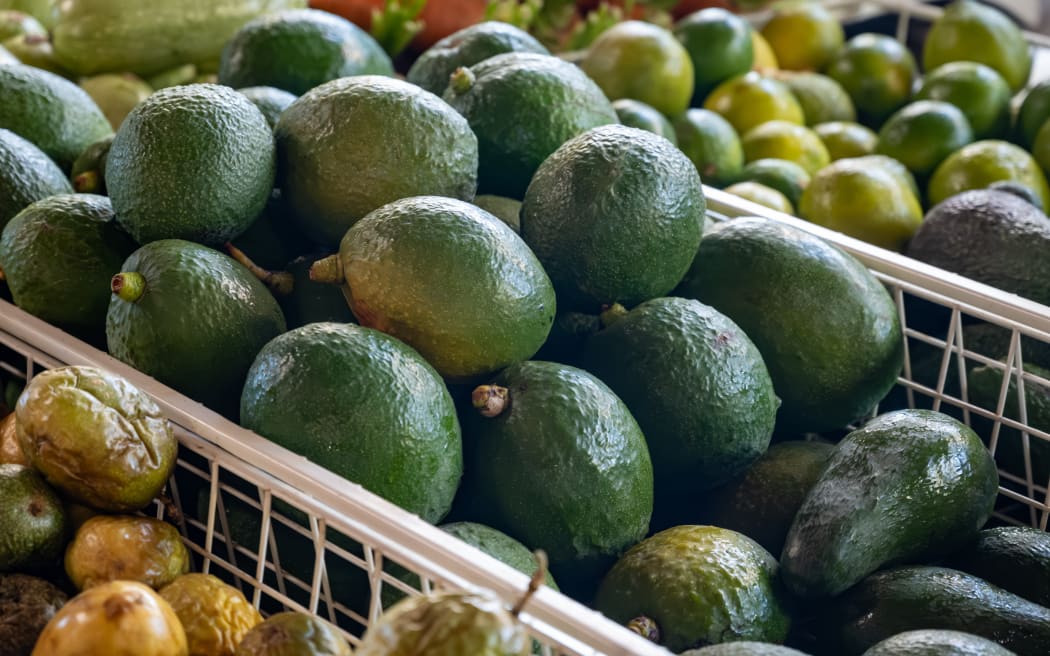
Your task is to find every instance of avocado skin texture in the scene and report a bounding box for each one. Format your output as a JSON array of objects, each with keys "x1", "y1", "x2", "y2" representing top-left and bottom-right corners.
[
  {"x1": 218, "y1": 9, "x2": 393, "y2": 96},
  {"x1": 782, "y1": 409, "x2": 997, "y2": 599},
  {"x1": 0, "y1": 464, "x2": 66, "y2": 571},
  {"x1": 907, "y1": 190, "x2": 1050, "y2": 308},
  {"x1": 444, "y1": 52, "x2": 618, "y2": 199},
  {"x1": 240, "y1": 322, "x2": 462, "y2": 524},
  {"x1": 595, "y1": 525, "x2": 791, "y2": 652},
  {"x1": 862, "y1": 630, "x2": 1018, "y2": 656},
  {"x1": 705, "y1": 440, "x2": 834, "y2": 556},
  {"x1": 0, "y1": 573, "x2": 68, "y2": 656},
  {"x1": 682, "y1": 643, "x2": 811, "y2": 656},
  {"x1": 675, "y1": 217, "x2": 903, "y2": 434},
  {"x1": 407, "y1": 21, "x2": 549, "y2": 96},
  {"x1": 106, "y1": 239, "x2": 287, "y2": 417},
  {"x1": 944, "y1": 526, "x2": 1050, "y2": 608},
  {"x1": 235, "y1": 86, "x2": 298, "y2": 130},
  {"x1": 579, "y1": 297, "x2": 777, "y2": 519},
  {"x1": 278, "y1": 255, "x2": 356, "y2": 329},
  {"x1": 0, "y1": 128, "x2": 72, "y2": 230},
  {"x1": 813, "y1": 566, "x2": 1050, "y2": 656},
  {"x1": 460, "y1": 360, "x2": 653, "y2": 596},
  {"x1": 521, "y1": 125, "x2": 705, "y2": 311},
  {"x1": 106, "y1": 84, "x2": 275, "y2": 246},
  {"x1": 0, "y1": 65, "x2": 111, "y2": 171},
  {"x1": 0, "y1": 194, "x2": 135, "y2": 340}
]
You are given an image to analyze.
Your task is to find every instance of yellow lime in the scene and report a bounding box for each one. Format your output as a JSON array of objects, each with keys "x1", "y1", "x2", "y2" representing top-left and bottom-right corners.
[
  {"x1": 923, "y1": 0, "x2": 1031, "y2": 92},
  {"x1": 724, "y1": 181, "x2": 795, "y2": 214},
  {"x1": 751, "y1": 30, "x2": 778, "y2": 72},
  {"x1": 776, "y1": 71, "x2": 856, "y2": 126},
  {"x1": 741, "y1": 120, "x2": 830, "y2": 174},
  {"x1": 760, "y1": 2, "x2": 844, "y2": 71},
  {"x1": 814, "y1": 121, "x2": 878, "y2": 160},
  {"x1": 928, "y1": 140, "x2": 1050, "y2": 209},
  {"x1": 703, "y1": 71, "x2": 803, "y2": 136}
]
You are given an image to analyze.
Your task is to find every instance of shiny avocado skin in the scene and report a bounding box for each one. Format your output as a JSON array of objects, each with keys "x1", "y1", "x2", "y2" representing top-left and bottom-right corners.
[
  {"x1": 945, "y1": 526, "x2": 1050, "y2": 608},
  {"x1": 862, "y1": 629, "x2": 1018, "y2": 656},
  {"x1": 105, "y1": 239, "x2": 287, "y2": 417},
  {"x1": 781, "y1": 409, "x2": 998, "y2": 599},
  {"x1": 0, "y1": 128, "x2": 72, "y2": 230},
  {"x1": 240, "y1": 322, "x2": 462, "y2": 524},
  {"x1": 814, "y1": 566, "x2": 1050, "y2": 656},
  {"x1": 443, "y1": 52, "x2": 619, "y2": 199},
  {"x1": 674, "y1": 216, "x2": 903, "y2": 434},
  {"x1": 682, "y1": 643, "x2": 811, "y2": 656}
]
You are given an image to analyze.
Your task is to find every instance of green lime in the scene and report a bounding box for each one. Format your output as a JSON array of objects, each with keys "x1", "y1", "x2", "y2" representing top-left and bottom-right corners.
[
  {"x1": 724, "y1": 181, "x2": 794, "y2": 214},
  {"x1": 923, "y1": 0, "x2": 1031, "y2": 92},
  {"x1": 673, "y1": 108, "x2": 744, "y2": 187},
  {"x1": 703, "y1": 71, "x2": 803, "y2": 136},
  {"x1": 876, "y1": 100, "x2": 974, "y2": 179},
  {"x1": 737, "y1": 158, "x2": 811, "y2": 207},
  {"x1": 673, "y1": 8, "x2": 753, "y2": 101},
  {"x1": 928, "y1": 139, "x2": 1050, "y2": 209},
  {"x1": 741, "y1": 120, "x2": 830, "y2": 175},
  {"x1": 613, "y1": 98, "x2": 677, "y2": 145},
  {"x1": 760, "y1": 2, "x2": 844, "y2": 72},
  {"x1": 814, "y1": 121, "x2": 878, "y2": 160},
  {"x1": 916, "y1": 61, "x2": 1012, "y2": 140},
  {"x1": 825, "y1": 33, "x2": 918, "y2": 128},
  {"x1": 776, "y1": 71, "x2": 856, "y2": 126},
  {"x1": 1016, "y1": 80, "x2": 1050, "y2": 148},
  {"x1": 581, "y1": 20, "x2": 694, "y2": 117},
  {"x1": 1030, "y1": 120, "x2": 1050, "y2": 182}
]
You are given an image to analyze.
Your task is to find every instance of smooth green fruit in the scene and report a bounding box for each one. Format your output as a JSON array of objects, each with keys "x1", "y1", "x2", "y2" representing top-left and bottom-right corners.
[
  {"x1": 0, "y1": 464, "x2": 65, "y2": 570},
  {"x1": 723, "y1": 181, "x2": 794, "y2": 213},
  {"x1": 278, "y1": 75, "x2": 478, "y2": 247},
  {"x1": 2, "y1": 33, "x2": 71, "y2": 78},
  {"x1": 107, "y1": 84, "x2": 274, "y2": 246},
  {"x1": 407, "y1": 21, "x2": 549, "y2": 96},
  {"x1": 737, "y1": 158, "x2": 810, "y2": 206},
  {"x1": 0, "y1": 128, "x2": 71, "y2": 229},
  {"x1": 1018, "y1": 80, "x2": 1050, "y2": 148},
  {"x1": 814, "y1": 121, "x2": 878, "y2": 160},
  {"x1": 0, "y1": 573, "x2": 68, "y2": 656},
  {"x1": 472, "y1": 194, "x2": 521, "y2": 232},
  {"x1": 236, "y1": 86, "x2": 297, "y2": 130},
  {"x1": 241, "y1": 322, "x2": 461, "y2": 523},
  {"x1": 78, "y1": 73, "x2": 152, "y2": 131},
  {"x1": 814, "y1": 566, "x2": 1050, "y2": 656},
  {"x1": 855, "y1": 153, "x2": 921, "y2": 198},
  {"x1": 706, "y1": 440, "x2": 835, "y2": 556},
  {"x1": 741, "y1": 120, "x2": 830, "y2": 174},
  {"x1": 580, "y1": 20, "x2": 693, "y2": 117},
  {"x1": 825, "y1": 33, "x2": 918, "y2": 127},
  {"x1": 673, "y1": 8, "x2": 753, "y2": 102},
  {"x1": 917, "y1": 61, "x2": 1011, "y2": 140},
  {"x1": 799, "y1": 157, "x2": 923, "y2": 251},
  {"x1": 612, "y1": 98, "x2": 677, "y2": 145},
  {"x1": 946, "y1": 526, "x2": 1050, "y2": 608},
  {"x1": 15, "y1": 365, "x2": 177, "y2": 512},
  {"x1": 106, "y1": 240, "x2": 287, "y2": 416},
  {"x1": 862, "y1": 630, "x2": 1017, "y2": 656},
  {"x1": 0, "y1": 194, "x2": 136, "y2": 337},
  {"x1": 703, "y1": 71, "x2": 803, "y2": 136},
  {"x1": 927, "y1": 141, "x2": 1050, "y2": 214},
  {"x1": 0, "y1": 10, "x2": 44, "y2": 41},
  {"x1": 877, "y1": 100, "x2": 973, "y2": 178},
  {"x1": 783, "y1": 409, "x2": 998, "y2": 598},
  {"x1": 923, "y1": 0, "x2": 1031, "y2": 92},
  {"x1": 356, "y1": 591, "x2": 529, "y2": 656},
  {"x1": 0, "y1": 1, "x2": 54, "y2": 28},
  {"x1": 0, "y1": 64, "x2": 111, "y2": 170},
  {"x1": 461, "y1": 360, "x2": 653, "y2": 589},
  {"x1": 521, "y1": 124, "x2": 705, "y2": 312},
  {"x1": 52, "y1": 0, "x2": 308, "y2": 78},
  {"x1": 1031, "y1": 119, "x2": 1050, "y2": 179},
  {"x1": 442, "y1": 523, "x2": 558, "y2": 590},
  {"x1": 777, "y1": 71, "x2": 855, "y2": 125},
  {"x1": 219, "y1": 9, "x2": 392, "y2": 96},
  {"x1": 146, "y1": 63, "x2": 198, "y2": 90},
  {"x1": 673, "y1": 108, "x2": 743, "y2": 187},
  {"x1": 675, "y1": 217, "x2": 903, "y2": 434},
  {"x1": 580, "y1": 297, "x2": 777, "y2": 521},
  {"x1": 65, "y1": 515, "x2": 189, "y2": 591},
  {"x1": 443, "y1": 52, "x2": 617, "y2": 199},
  {"x1": 595, "y1": 525, "x2": 790, "y2": 652},
  {"x1": 235, "y1": 612, "x2": 351, "y2": 656},
  {"x1": 759, "y1": 1, "x2": 843, "y2": 71},
  {"x1": 312, "y1": 196, "x2": 554, "y2": 381}
]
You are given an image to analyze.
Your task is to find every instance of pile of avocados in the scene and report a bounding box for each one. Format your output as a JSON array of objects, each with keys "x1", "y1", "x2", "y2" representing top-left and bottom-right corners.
[{"x1": 1, "y1": 1, "x2": 1050, "y2": 655}]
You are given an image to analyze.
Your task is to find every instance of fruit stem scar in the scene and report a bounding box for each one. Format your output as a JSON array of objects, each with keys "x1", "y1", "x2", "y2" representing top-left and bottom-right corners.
[
  {"x1": 308, "y1": 254, "x2": 344, "y2": 285},
  {"x1": 627, "y1": 615, "x2": 660, "y2": 643},
  {"x1": 472, "y1": 385, "x2": 509, "y2": 417},
  {"x1": 224, "y1": 242, "x2": 294, "y2": 295},
  {"x1": 73, "y1": 170, "x2": 100, "y2": 194},
  {"x1": 511, "y1": 549, "x2": 548, "y2": 617},
  {"x1": 449, "y1": 67, "x2": 476, "y2": 95},
  {"x1": 599, "y1": 303, "x2": 628, "y2": 328},
  {"x1": 111, "y1": 272, "x2": 146, "y2": 303}
]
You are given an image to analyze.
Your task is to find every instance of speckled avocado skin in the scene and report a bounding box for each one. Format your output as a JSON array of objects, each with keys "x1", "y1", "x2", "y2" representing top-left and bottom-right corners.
[
  {"x1": 240, "y1": 322, "x2": 462, "y2": 524},
  {"x1": 106, "y1": 84, "x2": 275, "y2": 246},
  {"x1": 862, "y1": 629, "x2": 1019, "y2": 656},
  {"x1": 105, "y1": 239, "x2": 287, "y2": 416},
  {"x1": 0, "y1": 128, "x2": 72, "y2": 230},
  {"x1": 0, "y1": 65, "x2": 112, "y2": 171},
  {"x1": 521, "y1": 125, "x2": 705, "y2": 312},
  {"x1": 682, "y1": 642, "x2": 810, "y2": 656},
  {"x1": 443, "y1": 52, "x2": 618, "y2": 199},
  {"x1": 945, "y1": 526, "x2": 1050, "y2": 608},
  {"x1": 461, "y1": 360, "x2": 653, "y2": 589},
  {"x1": 814, "y1": 566, "x2": 1050, "y2": 656},
  {"x1": 781, "y1": 410, "x2": 999, "y2": 599}
]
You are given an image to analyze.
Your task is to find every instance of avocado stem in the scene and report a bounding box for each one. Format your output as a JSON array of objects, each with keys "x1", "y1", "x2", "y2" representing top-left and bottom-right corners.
[
  {"x1": 599, "y1": 303, "x2": 628, "y2": 328},
  {"x1": 72, "y1": 170, "x2": 101, "y2": 194},
  {"x1": 224, "y1": 242, "x2": 294, "y2": 296},
  {"x1": 511, "y1": 549, "x2": 548, "y2": 617},
  {"x1": 472, "y1": 385, "x2": 509, "y2": 418},
  {"x1": 111, "y1": 272, "x2": 146, "y2": 303},
  {"x1": 308, "y1": 254, "x2": 344, "y2": 285},
  {"x1": 449, "y1": 67, "x2": 476, "y2": 95},
  {"x1": 626, "y1": 615, "x2": 661, "y2": 643}
]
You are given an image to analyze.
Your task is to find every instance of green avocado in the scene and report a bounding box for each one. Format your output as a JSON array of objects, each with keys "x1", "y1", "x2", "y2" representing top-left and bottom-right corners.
[
  {"x1": 944, "y1": 526, "x2": 1050, "y2": 608},
  {"x1": 612, "y1": 98, "x2": 677, "y2": 145},
  {"x1": 70, "y1": 134, "x2": 113, "y2": 195},
  {"x1": 781, "y1": 409, "x2": 998, "y2": 599},
  {"x1": 861, "y1": 630, "x2": 1017, "y2": 656},
  {"x1": 235, "y1": 86, "x2": 297, "y2": 131},
  {"x1": 0, "y1": 128, "x2": 72, "y2": 230},
  {"x1": 0, "y1": 464, "x2": 66, "y2": 571}
]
